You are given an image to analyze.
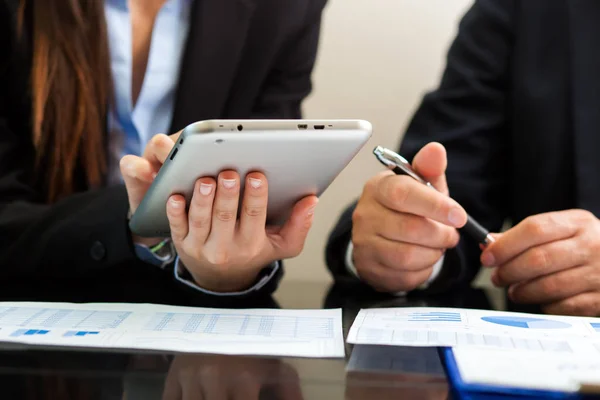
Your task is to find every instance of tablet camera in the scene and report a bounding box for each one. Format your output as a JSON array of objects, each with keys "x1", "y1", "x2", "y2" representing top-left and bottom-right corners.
[{"x1": 237, "y1": 124, "x2": 243, "y2": 131}]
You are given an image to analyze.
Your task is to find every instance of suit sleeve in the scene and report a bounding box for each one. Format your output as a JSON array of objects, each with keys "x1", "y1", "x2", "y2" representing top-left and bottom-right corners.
[
  {"x1": 326, "y1": 0, "x2": 516, "y2": 291},
  {"x1": 250, "y1": 0, "x2": 328, "y2": 118}
]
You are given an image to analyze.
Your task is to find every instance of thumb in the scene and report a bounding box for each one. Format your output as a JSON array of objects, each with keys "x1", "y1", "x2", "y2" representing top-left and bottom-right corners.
[
  {"x1": 269, "y1": 195, "x2": 318, "y2": 259},
  {"x1": 412, "y1": 142, "x2": 449, "y2": 195},
  {"x1": 120, "y1": 155, "x2": 156, "y2": 214}
]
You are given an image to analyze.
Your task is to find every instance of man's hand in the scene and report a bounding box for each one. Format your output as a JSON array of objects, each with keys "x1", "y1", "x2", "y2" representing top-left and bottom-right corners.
[
  {"x1": 351, "y1": 143, "x2": 467, "y2": 292},
  {"x1": 481, "y1": 209, "x2": 600, "y2": 316}
]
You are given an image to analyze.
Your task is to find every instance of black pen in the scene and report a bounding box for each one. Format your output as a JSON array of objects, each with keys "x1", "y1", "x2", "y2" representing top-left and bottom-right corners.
[{"x1": 373, "y1": 146, "x2": 495, "y2": 245}]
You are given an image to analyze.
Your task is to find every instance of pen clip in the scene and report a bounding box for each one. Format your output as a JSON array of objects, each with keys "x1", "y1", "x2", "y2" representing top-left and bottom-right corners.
[{"x1": 373, "y1": 146, "x2": 431, "y2": 186}]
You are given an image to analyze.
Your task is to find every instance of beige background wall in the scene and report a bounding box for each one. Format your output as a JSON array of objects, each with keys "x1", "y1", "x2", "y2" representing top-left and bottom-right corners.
[{"x1": 283, "y1": 0, "x2": 475, "y2": 283}]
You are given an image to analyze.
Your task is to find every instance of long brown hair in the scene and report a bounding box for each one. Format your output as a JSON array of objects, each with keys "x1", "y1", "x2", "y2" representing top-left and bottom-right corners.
[{"x1": 18, "y1": 0, "x2": 112, "y2": 202}]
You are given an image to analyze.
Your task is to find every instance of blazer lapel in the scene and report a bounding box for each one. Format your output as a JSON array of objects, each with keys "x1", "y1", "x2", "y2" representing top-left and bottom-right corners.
[
  {"x1": 169, "y1": 0, "x2": 257, "y2": 132},
  {"x1": 568, "y1": 1, "x2": 600, "y2": 216}
]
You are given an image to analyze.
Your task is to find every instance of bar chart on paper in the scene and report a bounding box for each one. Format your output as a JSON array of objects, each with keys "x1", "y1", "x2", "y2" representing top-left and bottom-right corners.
[
  {"x1": 347, "y1": 307, "x2": 598, "y2": 354},
  {"x1": 0, "y1": 307, "x2": 130, "y2": 329},
  {"x1": 145, "y1": 312, "x2": 334, "y2": 338},
  {"x1": 10, "y1": 329, "x2": 50, "y2": 337},
  {"x1": 481, "y1": 316, "x2": 571, "y2": 329},
  {"x1": 0, "y1": 302, "x2": 345, "y2": 358},
  {"x1": 403, "y1": 311, "x2": 462, "y2": 322}
]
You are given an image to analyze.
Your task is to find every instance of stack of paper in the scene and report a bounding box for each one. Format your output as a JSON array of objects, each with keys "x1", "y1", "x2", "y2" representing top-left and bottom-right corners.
[
  {"x1": 347, "y1": 307, "x2": 600, "y2": 393},
  {"x1": 0, "y1": 302, "x2": 345, "y2": 358},
  {"x1": 449, "y1": 346, "x2": 600, "y2": 393}
]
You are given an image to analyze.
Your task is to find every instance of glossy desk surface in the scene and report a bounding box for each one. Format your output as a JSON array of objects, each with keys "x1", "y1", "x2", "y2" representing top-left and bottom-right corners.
[{"x1": 0, "y1": 280, "x2": 505, "y2": 399}]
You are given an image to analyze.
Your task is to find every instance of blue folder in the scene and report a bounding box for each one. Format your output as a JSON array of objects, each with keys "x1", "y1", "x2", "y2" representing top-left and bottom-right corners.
[{"x1": 439, "y1": 347, "x2": 598, "y2": 400}]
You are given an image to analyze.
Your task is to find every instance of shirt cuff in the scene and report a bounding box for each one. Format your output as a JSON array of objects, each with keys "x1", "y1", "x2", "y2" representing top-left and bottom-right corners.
[
  {"x1": 174, "y1": 257, "x2": 281, "y2": 296},
  {"x1": 345, "y1": 241, "x2": 445, "y2": 296},
  {"x1": 133, "y1": 239, "x2": 176, "y2": 269}
]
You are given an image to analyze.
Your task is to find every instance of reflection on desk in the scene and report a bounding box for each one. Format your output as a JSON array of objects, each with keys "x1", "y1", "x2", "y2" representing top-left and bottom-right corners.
[{"x1": 0, "y1": 278, "x2": 503, "y2": 399}]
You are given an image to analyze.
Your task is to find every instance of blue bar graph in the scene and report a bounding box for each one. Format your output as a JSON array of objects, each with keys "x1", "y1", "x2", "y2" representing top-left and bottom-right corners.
[
  {"x1": 10, "y1": 329, "x2": 50, "y2": 337},
  {"x1": 407, "y1": 312, "x2": 462, "y2": 322},
  {"x1": 481, "y1": 316, "x2": 571, "y2": 329},
  {"x1": 63, "y1": 331, "x2": 99, "y2": 337}
]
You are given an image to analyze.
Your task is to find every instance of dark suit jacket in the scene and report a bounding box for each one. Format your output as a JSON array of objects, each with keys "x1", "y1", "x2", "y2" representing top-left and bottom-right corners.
[
  {"x1": 327, "y1": 0, "x2": 600, "y2": 295},
  {"x1": 0, "y1": 0, "x2": 327, "y2": 301}
]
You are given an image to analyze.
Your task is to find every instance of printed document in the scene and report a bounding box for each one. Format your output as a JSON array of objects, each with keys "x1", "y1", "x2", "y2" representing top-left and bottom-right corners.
[
  {"x1": 451, "y1": 346, "x2": 600, "y2": 393},
  {"x1": 347, "y1": 307, "x2": 600, "y2": 354},
  {"x1": 0, "y1": 302, "x2": 344, "y2": 358}
]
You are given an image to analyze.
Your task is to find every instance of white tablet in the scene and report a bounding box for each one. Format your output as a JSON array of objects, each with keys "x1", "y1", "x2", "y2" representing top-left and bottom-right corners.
[{"x1": 129, "y1": 119, "x2": 372, "y2": 237}]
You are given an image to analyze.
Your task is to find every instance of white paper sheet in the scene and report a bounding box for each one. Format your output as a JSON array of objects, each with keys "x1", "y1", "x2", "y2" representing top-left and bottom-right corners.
[
  {"x1": 451, "y1": 346, "x2": 600, "y2": 393},
  {"x1": 0, "y1": 302, "x2": 345, "y2": 358},
  {"x1": 347, "y1": 307, "x2": 600, "y2": 354}
]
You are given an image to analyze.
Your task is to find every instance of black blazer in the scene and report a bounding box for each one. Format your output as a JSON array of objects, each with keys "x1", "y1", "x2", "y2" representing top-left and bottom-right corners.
[
  {"x1": 326, "y1": 0, "x2": 600, "y2": 294},
  {"x1": 0, "y1": 0, "x2": 327, "y2": 298}
]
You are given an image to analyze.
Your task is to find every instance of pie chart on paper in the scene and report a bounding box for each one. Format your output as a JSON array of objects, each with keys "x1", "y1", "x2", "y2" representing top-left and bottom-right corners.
[{"x1": 481, "y1": 316, "x2": 571, "y2": 329}]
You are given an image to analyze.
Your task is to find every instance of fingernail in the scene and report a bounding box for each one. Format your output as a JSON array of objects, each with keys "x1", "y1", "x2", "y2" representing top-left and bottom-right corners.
[
  {"x1": 481, "y1": 251, "x2": 495, "y2": 267},
  {"x1": 169, "y1": 198, "x2": 182, "y2": 208},
  {"x1": 125, "y1": 163, "x2": 136, "y2": 178},
  {"x1": 222, "y1": 179, "x2": 236, "y2": 189},
  {"x1": 448, "y1": 207, "x2": 464, "y2": 227},
  {"x1": 199, "y1": 183, "x2": 213, "y2": 195},
  {"x1": 307, "y1": 205, "x2": 317, "y2": 216},
  {"x1": 151, "y1": 172, "x2": 157, "y2": 180},
  {"x1": 249, "y1": 178, "x2": 262, "y2": 189}
]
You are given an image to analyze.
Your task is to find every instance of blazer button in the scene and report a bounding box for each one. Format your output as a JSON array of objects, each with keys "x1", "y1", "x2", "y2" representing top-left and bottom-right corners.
[{"x1": 90, "y1": 241, "x2": 106, "y2": 261}]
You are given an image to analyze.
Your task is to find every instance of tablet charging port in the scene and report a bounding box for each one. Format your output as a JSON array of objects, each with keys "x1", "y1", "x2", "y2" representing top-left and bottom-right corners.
[{"x1": 314, "y1": 125, "x2": 325, "y2": 130}]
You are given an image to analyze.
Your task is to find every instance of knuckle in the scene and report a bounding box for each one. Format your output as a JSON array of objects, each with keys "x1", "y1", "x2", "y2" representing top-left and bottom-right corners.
[
  {"x1": 243, "y1": 205, "x2": 264, "y2": 218},
  {"x1": 588, "y1": 240, "x2": 600, "y2": 259},
  {"x1": 524, "y1": 217, "x2": 547, "y2": 237},
  {"x1": 539, "y1": 276, "x2": 560, "y2": 296},
  {"x1": 400, "y1": 216, "x2": 420, "y2": 239},
  {"x1": 559, "y1": 298, "x2": 584, "y2": 316},
  {"x1": 390, "y1": 180, "x2": 411, "y2": 206},
  {"x1": 215, "y1": 209, "x2": 236, "y2": 222},
  {"x1": 364, "y1": 177, "x2": 378, "y2": 194},
  {"x1": 528, "y1": 247, "x2": 550, "y2": 270},
  {"x1": 151, "y1": 134, "x2": 164, "y2": 147},
  {"x1": 352, "y1": 206, "x2": 368, "y2": 228},
  {"x1": 190, "y1": 214, "x2": 211, "y2": 230},
  {"x1": 396, "y1": 246, "x2": 417, "y2": 268}
]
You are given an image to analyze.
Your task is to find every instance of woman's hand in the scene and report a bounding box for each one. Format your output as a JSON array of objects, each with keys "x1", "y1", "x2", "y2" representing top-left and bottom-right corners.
[
  {"x1": 167, "y1": 170, "x2": 317, "y2": 292},
  {"x1": 120, "y1": 132, "x2": 180, "y2": 247},
  {"x1": 121, "y1": 133, "x2": 318, "y2": 292}
]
